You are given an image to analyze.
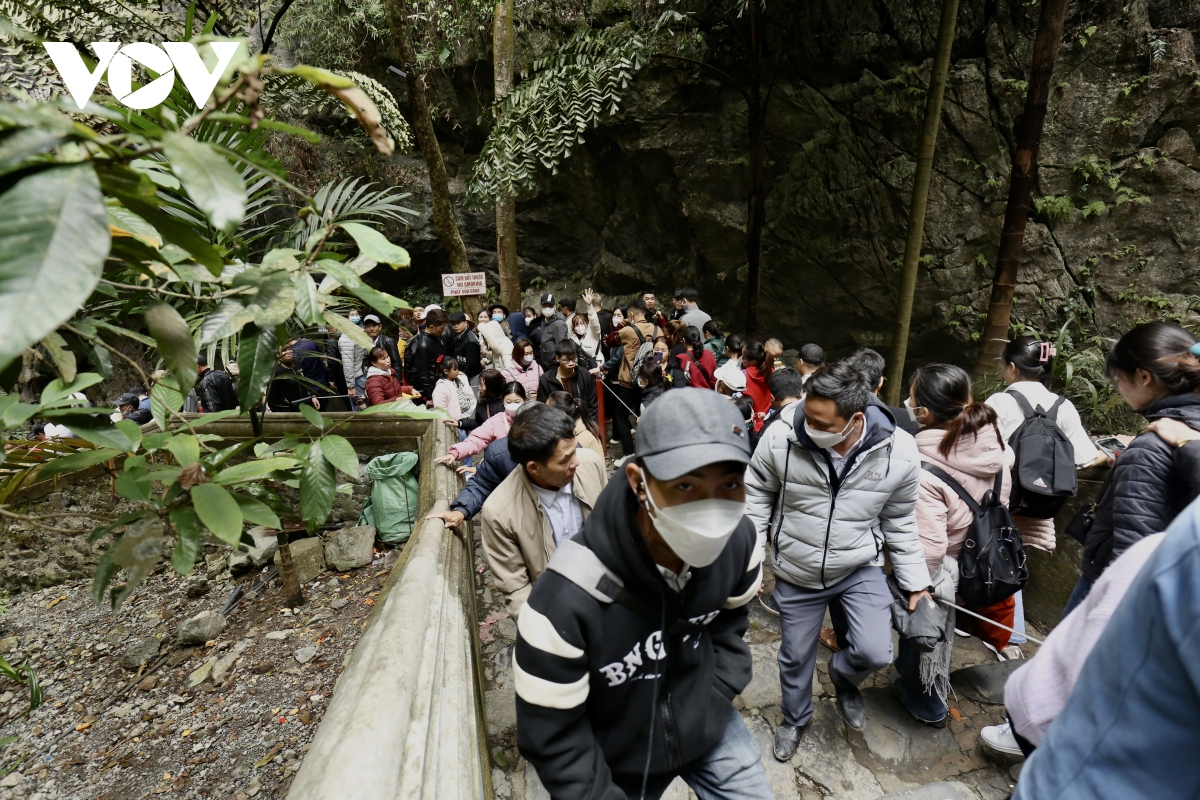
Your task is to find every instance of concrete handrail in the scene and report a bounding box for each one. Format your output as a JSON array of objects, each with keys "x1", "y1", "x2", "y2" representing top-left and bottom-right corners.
[{"x1": 287, "y1": 418, "x2": 490, "y2": 800}]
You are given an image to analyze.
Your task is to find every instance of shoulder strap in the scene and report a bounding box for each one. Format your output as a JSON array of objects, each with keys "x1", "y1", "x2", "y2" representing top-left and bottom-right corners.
[
  {"x1": 1006, "y1": 389, "x2": 1037, "y2": 419},
  {"x1": 631, "y1": 323, "x2": 647, "y2": 345},
  {"x1": 547, "y1": 539, "x2": 622, "y2": 604},
  {"x1": 921, "y1": 462, "x2": 982, "y2": 514},
  {"x1": 1047, "y1": 396, "x2": 1067, "y2": 422}
]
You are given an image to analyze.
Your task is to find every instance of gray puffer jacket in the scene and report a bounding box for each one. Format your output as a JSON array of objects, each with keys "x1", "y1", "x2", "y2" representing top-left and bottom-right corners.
[{"x1": 746, "y1": 398, "x2": 930, "y2": 593}]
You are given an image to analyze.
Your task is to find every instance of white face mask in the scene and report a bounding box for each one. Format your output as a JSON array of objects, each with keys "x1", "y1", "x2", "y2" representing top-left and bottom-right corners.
[
  {"x1": 637, "y1": 469, "x2": 745, "y2": 568},
  {"x1": 638, "y1": 380, "x2": 648, "y2": 389},
  {"x1": 574, "y1": 325, "x2": 587, "y2": 335},
  {"x1": 504, "y1": 402, "x2": 522, "y2": 415},
  {"x1": 804, "y1": 415, "x2": 857, "y2": 449},
  {"x1": 613, "y1": 315, "x2": 624, "y2": 325},
  {"x1": 903, "y1": 396, "x2": 924, "y2": 424},
  {"x1": 522, "y1": 354, "x2": 534, "y2": 364},
  {"x1": 541, "y1": 307, "x2": 555, "y2": 318}
]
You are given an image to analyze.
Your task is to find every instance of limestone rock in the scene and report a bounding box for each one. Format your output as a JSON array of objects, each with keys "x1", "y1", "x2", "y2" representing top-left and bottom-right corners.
[
  {"x1": 950, "y1": 660, "x2": 1023, "y2": 706},
  {"x1": 183, "y1": 578, "x2": 211, "y2": 599},
  {"x1": 274, "y1": 537, "x2": 326, "y2": 585},
  {"x1": 485, "y1": 687, "x2": 517, "y2": 740},
  {"x1": 212, "y1": 640, "x2": 251, "y2": 682},
  {"x1": 743, "y1": 713, "x2": 801, "y2": 799},
  {"x1": 294, "y1": 646, "x2": 317, "y2": 664},
  {"x1": 229, "y1": 528, "x2": 279, "y2": 575},
  {"x1": 324, "y1": 526, "x2": 375, "y2": 572},
  {"x1": 330, "y1": 597, "x2": 349, "y2": 610},
  {"x1": 876, "y1": 781, "x2": 977, "y2": 800},
  {"x1": 0, "y1": 637, "x2": 18, "y2": 655},
  {"x1": 791, "y1": 700, "x2": 882, "y2": 799},
  {"x1": 187, "y1": 657, "x2": 217, "y2": 688},
  {"x1": 176, "y1": 610, "x2": 226, "y2": 645},
  {"x1": 858, "y1": 688, "x2": 959, "y2": 771},
  {"x1": 119, "y1": 636, "x2": 161, "y2": 670},
  {"x1": 739, "y1": 643, "x2": 783, "y2": 709}
]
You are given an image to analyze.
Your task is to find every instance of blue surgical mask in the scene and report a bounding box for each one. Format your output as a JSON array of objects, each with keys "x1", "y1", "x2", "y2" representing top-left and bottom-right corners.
[
  {"x1": 492, "y1": 314, "x2": 505, "y2": 322},
  {"x1": 349, "y1": 316, "x2": 362, "y2": 325}
]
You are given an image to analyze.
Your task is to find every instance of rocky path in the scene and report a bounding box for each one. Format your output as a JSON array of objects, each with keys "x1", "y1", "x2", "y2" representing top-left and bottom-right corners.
[
  {"x1": 0, "y1": 530, "x2": 396, "y2": 800},
  {"x1": 477, "y1": 534, "x2": 1033, "y2": 800}
]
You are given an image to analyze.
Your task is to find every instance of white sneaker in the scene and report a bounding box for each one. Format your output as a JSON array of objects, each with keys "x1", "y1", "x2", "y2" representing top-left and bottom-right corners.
[
  {"x1": 612, "y1": 455, "x2": 629, "y2": 468},
  {"x1": 1001, "y1": 644, "x2": 1024, "y2": 661},
  {"x1": 980, "y1": 721, "x2": 1024, "y2": 758}
]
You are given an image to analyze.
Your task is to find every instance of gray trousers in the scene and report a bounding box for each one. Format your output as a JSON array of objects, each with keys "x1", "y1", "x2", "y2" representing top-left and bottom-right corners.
[{"x1": 774, "y1": 565, "x2": 893, "y2": 727}]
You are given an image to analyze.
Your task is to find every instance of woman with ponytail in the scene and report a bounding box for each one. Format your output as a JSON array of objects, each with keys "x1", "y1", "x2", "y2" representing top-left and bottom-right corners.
[
  {"x1": 1062, "y1": 321, "x2": 1200, "y2": 614},
  {"x1": 741, "y1": 340, "x2": 773, "y2": 431},
  {"x1": 902, "y1": 364, "x2": 1016, "y2": 725}
]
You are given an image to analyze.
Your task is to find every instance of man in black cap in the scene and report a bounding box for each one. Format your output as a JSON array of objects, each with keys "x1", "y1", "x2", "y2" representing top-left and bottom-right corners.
[
  {"x1": 514, "y1": 388, "x2": 770, "y2": 799},
  {"x1": 113, "y1": 393, "x2": 152, "y2": 425},
  {"x1": 404, "y1": 308, "x2": 448, "y2": 406},
  {"x1": 441, "y1": 311, "x2": 483, "y2": 381},
  {"x1": 535, "y1": 292, "x2": 568, "y2": 370},
  {"x1": 362, "y1": 314, "x2": 402, "y2": 374}
]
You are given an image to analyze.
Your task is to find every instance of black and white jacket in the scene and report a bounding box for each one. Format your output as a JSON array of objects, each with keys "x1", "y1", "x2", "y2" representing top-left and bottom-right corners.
[{"x1": 514, "y1": 478, "x2": 762, "y2": 799}]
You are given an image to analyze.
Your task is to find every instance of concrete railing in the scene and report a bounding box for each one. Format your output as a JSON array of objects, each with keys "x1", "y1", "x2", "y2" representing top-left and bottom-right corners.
[{"x1": 281, "y1": 415, "x2": 491, "y2": 800}]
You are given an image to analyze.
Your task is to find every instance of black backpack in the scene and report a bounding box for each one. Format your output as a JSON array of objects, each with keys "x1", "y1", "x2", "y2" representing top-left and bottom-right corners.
[
  {"x1": 922, "y1": 463, "x2": 1028, "y2": 608},
  {"x1": 1005, "y1": 390, "x2": 1078, "y2": 519}
]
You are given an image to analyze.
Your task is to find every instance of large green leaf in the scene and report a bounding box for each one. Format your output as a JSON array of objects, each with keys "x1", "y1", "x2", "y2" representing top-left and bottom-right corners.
[
  {"x1": 300, "y1": 403, "x2": 325, "y2": 430},
  {"x1": 145, "y1": 302, "x2": 198, "y2": 394},
  {"x1": 339, "y1": 222, "x2": 410, "y2": 268},
  {"x1": 199, "y1": 299, "x2": 255, "y2": 344},
  {"x1": 323, "y1": 310, "x2": 372, "y2": 350},
  {"x1": 299, "y1": 442, "x2": 336, "y2": 534},
  {"x1": 39, "y1": 332, "x2": 77, "y2": 383},
  {"x1": 165, "y1": 434, "x2": 200, "y2": 466},
  {"x1": 213, "y1": 456, "x2": 300, "y2": 485},
  {"x1": 41, "y1": 373, "x2": 104, "y2": 405},
  {"x1": 234, "y1": 496, "x2": 282, "y2": 530},
  {"x1": 67, "y1": 417, "x2": 141, "y2": 453},
  {"x1": 119, "y1": 195, "x2": 224, "y2": 275},
  {"x1": 37, "y1": 447, "x2": 122, "y2": 479},
  {"x1": 191, "y1": 482, "x2": 243, "y2": 544},
  {"x1": 169, "y1": 506, "x2": 204, "y2": 574},
  {"x1": 318, "y1": 260, "x2": 404, "y2": 318},
  {"x1": 236, "y1": 324, "x2": 279, "y2": 410},
  {"x1": 0, "y1": 163, "x2": 109, "y2": 374},
  {"x1": 150, "y1": 376, "x2": 185, "y2": 430},
  {"x1": 162, "y1": 132, "x2": 246, "y2": 233},
  {"x1": 320, "y1": 434, "x2": 359, "y2": 478},
  {"x1": 294, "y1": 272, "x2": 324, "y2": 326}
]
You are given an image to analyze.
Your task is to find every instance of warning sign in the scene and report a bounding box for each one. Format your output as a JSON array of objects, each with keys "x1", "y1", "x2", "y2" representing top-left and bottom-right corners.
[{"x1": 441, "y1": 272, "x2": 487, "y2": 297}]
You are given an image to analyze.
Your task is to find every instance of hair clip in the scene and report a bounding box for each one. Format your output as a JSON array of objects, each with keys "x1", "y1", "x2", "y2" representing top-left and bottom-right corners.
[
  {"x1": 1191, "y1": 342, "x2": 1200, "y2": 358},
  {"x1": 1038, "y1": 342, "x2": 1057, "y2": 362}
]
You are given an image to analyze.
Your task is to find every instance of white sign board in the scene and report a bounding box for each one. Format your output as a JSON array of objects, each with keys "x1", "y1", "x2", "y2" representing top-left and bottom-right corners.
[{"x1": 441, "y1": 272, "x2": 487, "y2": 297}]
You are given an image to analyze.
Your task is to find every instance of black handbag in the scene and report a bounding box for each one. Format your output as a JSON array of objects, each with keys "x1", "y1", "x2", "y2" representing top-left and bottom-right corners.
[{"x1": 1064, "y1": 475, "x2": 1112, "y2": 545}]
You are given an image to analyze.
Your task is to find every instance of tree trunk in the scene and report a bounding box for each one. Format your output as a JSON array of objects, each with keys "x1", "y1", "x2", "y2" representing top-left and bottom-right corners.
[
  {"x1": 275, "y1": 530, "x2": 304, "y2": 607},
  {"x1": 971, "y1": 0, "x2": 1070, "y2": 380},
  {"x1": 743, "y1": 0, "x2": 765, "y2": 338},
  {"x1": 884, "y1": 0, "x2": 960, "y2": 406},
  {"x1": 494, "y1": 0, "x2": 520, "y2": 311},
  {"x1": 384, "y1": 0, "x2": 480, "y2": 318}
]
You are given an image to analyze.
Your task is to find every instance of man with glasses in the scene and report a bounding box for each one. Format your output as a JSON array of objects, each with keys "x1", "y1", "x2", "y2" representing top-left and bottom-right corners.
[{"x1": 537, "y1": 339, "x2": 598, "y2": 424}]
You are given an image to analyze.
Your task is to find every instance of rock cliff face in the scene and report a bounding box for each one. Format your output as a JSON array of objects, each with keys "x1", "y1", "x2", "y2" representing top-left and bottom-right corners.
[{"x1": 353, "y1": 0, "x2": 1200, "y2": 364}]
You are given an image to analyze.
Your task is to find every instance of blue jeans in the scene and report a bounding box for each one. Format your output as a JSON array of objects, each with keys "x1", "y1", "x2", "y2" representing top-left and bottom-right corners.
[
  {"x1": 895, "y1": 636, "x2": 948, "y2": 724},
  {"x1": 1061, "y1": 574, "x2": 1096, "y2": 619},
  {"x1": 620, "y1": 707, "x2": 772, "y2": 800}
]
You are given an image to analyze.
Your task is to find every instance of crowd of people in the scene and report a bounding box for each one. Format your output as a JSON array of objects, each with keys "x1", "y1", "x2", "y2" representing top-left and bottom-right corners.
[
  {"x1": 19, "y1": 279, "x2": 1200, "y2": 798},
  {"x1": 424, "y1": 305, "x2": 1200, "y2": 799}
]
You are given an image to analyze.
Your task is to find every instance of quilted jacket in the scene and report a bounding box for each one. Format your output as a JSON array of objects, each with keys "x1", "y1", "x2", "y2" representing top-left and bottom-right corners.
[
  {"x1": 745, "y1": 397, "x2": 930, "y2": 592},
  {"x1": 1081, "y1": 392, "x2": 1200, "y2": 581}
]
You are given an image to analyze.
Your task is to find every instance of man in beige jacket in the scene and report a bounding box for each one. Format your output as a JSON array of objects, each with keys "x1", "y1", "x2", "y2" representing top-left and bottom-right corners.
[{"x1": 480, "y1": 402, "x2": 607, "y2": 619}]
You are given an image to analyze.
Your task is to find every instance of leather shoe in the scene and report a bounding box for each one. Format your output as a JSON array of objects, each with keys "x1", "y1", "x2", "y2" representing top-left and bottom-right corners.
[
  {"x1": 773, "y1": 723, "x2": 807, "y2": 761},
  {"x1": 830, "y1": 667, "x2": 866, "y2": 730}
]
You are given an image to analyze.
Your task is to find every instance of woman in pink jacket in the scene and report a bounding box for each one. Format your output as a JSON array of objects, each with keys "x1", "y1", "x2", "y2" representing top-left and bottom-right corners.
[
  {"x1": 501, "y1": 337, "x2": 542, "y2": 398},
  {"x1": 900, "y1": 363, "x2": 1015, "y2": 726},
  {"x1": 433, "y1": 382, "x2": 527, "y2": 466}
]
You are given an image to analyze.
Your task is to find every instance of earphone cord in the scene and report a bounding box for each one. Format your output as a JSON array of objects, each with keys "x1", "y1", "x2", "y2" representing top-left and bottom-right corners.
[{"x1": 639, "y1": 588, "x2": 666, "y2": 800}]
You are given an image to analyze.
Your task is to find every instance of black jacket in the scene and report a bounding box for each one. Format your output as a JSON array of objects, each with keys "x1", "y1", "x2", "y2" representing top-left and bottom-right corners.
[
  {"x1": 403, "y1": 330, "x2": 446, "y2": 403},
  {"x1": 537, "y1": 313, "x2": 569, "y2": 369},
  {"x1": 325, "y1": 337, "x2": 346, "y2": 394},
  {"x1": 450, "y1": 437, "x2": 517, "y2": 519},
  {"x1": 196, "y1": 367, "x2": 238, "y2": 413},
  {"x1": 266, "y1": 365, "x2": 312, "y2": 412},
  {"x1": 515, "y1": 479, "x2": 760, "y2": 798},
  {"x1": 123, "y1": 407, "x2": 153, "y2": 425},
  {"x1": 1082, "y1": 393, "x2": 1200, "y2": 580},
  {"x1": 442, "y1": 327, "x2": 483, "y2": 379},
  {"x1": 370, "y1": 333, "x2": 403, "y2": 379},
  {"x1": 536, "y1": 367, "x2": 598, "y2": 425},
  {"x1": 461, "y1": 397, "x2": 503, "y2": 434}
]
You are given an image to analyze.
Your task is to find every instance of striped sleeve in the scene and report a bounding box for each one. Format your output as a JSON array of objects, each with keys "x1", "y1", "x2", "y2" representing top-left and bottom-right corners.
[{"x1": 514, "y1": 575, "x2": 624, "y2": 800}]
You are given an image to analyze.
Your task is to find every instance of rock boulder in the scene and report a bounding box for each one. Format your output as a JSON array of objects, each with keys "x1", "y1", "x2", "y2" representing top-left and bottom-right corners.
[
  {"x1": 274, "y1": 537, "x2": 326, "y2": 585},
  {"x1": 324, "y1": 526, "x2": 375, "y2": 571},
  {"x1": 176, "y1": 610, "x2": 226, "y2": 645}
]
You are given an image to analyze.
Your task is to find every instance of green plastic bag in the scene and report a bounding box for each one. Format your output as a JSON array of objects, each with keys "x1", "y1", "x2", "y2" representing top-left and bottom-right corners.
[{"x1": 359, "y1": 452, "x2": 420, "y2": 545}]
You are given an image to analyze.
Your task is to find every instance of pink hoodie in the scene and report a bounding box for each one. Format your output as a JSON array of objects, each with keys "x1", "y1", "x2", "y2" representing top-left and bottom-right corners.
[
  {"x1": 448, "y1": 410, "x2": 512, "y2": 461},
  {"x1": 915, "y1": 426, "x2": 1015, "y2": 579}
]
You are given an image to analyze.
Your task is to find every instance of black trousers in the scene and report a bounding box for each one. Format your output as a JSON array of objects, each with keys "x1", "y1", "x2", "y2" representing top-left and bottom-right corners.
[{"x1": 611, "y1": 384, "x2": 641, "y2": 456}]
